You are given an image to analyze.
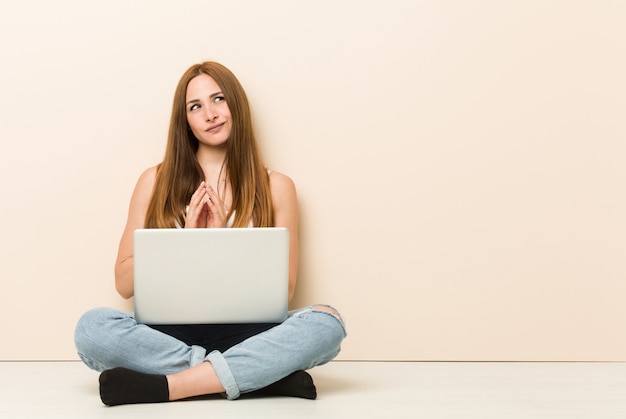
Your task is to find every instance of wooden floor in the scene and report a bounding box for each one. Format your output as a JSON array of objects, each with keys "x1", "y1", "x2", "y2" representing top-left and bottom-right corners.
[{"x1": 1, "y1": 361, "x2": 625, "y2": 418}]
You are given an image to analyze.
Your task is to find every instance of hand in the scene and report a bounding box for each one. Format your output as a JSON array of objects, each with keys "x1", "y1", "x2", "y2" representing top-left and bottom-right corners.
[
  {"x1": 204, "y1": 183, "x2": 228, "y2": 228},
  {"x1": 184, "y1": 181, "x2": 228, "y2": 228}
]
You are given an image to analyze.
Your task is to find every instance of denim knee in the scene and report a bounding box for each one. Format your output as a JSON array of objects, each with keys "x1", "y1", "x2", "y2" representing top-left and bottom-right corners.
[
  {"x1": 310, "y1": 304, "x2": 346, "y2": 328},
  {"x1": 74, "y1": 307, "x2": 121, "y2": 371},
  {"x1": 293, "y1": 304, "x2": 347, "y2": 333},
  {"x1": 291, "y1": 304, "x2": 347, "y2": 363}
]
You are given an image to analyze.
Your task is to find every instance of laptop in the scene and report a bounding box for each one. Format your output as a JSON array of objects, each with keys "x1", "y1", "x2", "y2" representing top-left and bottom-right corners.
[{"x1": 133, "y1": 227, "x2": 289, "y2": 325}]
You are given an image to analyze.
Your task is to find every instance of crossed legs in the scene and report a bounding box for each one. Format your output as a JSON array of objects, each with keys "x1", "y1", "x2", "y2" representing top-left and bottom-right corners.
[{"x1": 76, "y1": 305, "x2": 346, "y2": 405}]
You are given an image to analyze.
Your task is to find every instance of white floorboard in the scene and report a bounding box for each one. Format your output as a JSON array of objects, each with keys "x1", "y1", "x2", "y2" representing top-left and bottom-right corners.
[{"x1": 0, "y1": 361, "x2": 624, "y2": 418}]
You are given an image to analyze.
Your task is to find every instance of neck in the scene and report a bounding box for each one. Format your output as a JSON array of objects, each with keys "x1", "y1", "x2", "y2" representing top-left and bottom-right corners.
[
  {"x1": 196, "y1": 144, "x2": 226, "y2": 169},
  {"x1": 196, "y1": 145, "x2": 228, "y2": 187}
]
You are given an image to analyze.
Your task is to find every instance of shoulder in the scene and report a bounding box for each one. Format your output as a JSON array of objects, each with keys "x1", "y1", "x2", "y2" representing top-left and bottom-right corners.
[
  {"x1": 136, "y1": 166, "x2": 158, "y2": 189},
  {"x1": 268, "y1": 171, "x2": 298, "y2": 228},
  {"x1": 139, "y1": 165, "x2": 158, "y2": 183},
  {"x1": 131, "y1": 165, "x2": 158, "y2": 202},
  {"x1": 269, "y1": 170, "x2": 297, "y2": 213},
  {"x1": 269, "y1": 170, "x2": 296, "y2": 197}
]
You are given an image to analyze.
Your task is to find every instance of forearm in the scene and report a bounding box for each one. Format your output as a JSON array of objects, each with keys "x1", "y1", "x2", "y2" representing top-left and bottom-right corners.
[
  {"x1": 113, "y1": 167, "x2": 155, "y2": 299},
  {"x1": 115, "y1": 257, "x2": 135, "y2": 299}
]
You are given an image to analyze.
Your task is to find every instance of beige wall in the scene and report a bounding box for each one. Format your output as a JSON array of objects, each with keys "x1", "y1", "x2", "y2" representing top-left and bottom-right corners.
[{"x1": 1, "y1": 0, "x2": 624, "y2": 361}]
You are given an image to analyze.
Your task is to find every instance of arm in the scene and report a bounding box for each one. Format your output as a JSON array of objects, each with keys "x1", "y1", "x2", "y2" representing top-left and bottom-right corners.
[
  {"x1": 269, "y1": 171, "x2": 299, "y2": 302},
  {"x1": 114, "y1": 167, "x2": 157, "y2": 299}
]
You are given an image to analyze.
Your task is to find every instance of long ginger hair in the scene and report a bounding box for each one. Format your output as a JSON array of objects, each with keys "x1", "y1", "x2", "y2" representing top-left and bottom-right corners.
[{"x1": 144, "y1": 62, "x2": 273, "y2": 228}]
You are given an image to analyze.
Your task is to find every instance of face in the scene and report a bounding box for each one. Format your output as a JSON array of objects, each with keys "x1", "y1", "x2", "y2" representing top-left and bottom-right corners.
[{"x1": 185, "y1": 74, "x2": 232, "y2": 148}]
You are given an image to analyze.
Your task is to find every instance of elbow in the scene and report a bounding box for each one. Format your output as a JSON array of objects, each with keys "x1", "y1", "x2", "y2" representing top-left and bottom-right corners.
[
  {"x1": 115, "y1": 281, "x2": 134, "y2": 300},
  {"x1": 287, "y1": 279, "x2": 296, "y2": 303},
  {"x1": 116, "y1": 287, "x2": 133, "y2": 300},
  {"x1": 114, "y1": 258, "x2": 134, "y2": 299}
]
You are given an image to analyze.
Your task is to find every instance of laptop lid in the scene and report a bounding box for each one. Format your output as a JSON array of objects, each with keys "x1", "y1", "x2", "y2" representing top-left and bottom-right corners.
[{"x1": 133, "y1": 227, "x2": 289, "y2": 325}]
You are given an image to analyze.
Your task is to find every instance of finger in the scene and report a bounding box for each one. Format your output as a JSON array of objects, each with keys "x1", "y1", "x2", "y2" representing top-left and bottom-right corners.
[
  {"x1": 200, "y1": 193, "x2": 212, "y2": 207},
  {"x1": 202, "y1": 186, "x2": 226, "y2": 223},
  {"x1": 190, "y1": 181, "x2": 206, "y2": 199},
  {"x1": 205, "y1": 189, "x2": 226, "y2": 219},
  {"x1": 205, "y1": 185, "x2": 223, "y2": 206},
  {"x1": 203, "y1": 193, "x2": 218, "y2": 214},
  {"x1": 185, "y1": 191, "x2": 211, "y2": 228},
  {"x1": 189, "y1": 183, "x2": 207, "y2": 207}
]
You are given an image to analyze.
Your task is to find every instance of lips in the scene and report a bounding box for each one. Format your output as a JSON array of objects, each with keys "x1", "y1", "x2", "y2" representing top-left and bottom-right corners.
[{"x1": 206, "y1": 122, "x2": 225, "y2": 132}]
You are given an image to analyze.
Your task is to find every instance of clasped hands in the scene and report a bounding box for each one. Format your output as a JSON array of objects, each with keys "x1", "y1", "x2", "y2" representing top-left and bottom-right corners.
[{"x1": 184, "y1": 181, "x2": 228, "y2": 228}]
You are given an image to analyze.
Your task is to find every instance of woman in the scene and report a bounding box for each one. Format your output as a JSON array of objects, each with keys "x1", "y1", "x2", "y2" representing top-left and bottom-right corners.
[{"x1": 74, "y1": 62, "x2": 346, "y2": 406}]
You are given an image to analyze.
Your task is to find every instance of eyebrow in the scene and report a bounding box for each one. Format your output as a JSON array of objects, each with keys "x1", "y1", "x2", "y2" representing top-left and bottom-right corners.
[{"x1": 186, "y1": 92, "x2": 223, "y2": 106}]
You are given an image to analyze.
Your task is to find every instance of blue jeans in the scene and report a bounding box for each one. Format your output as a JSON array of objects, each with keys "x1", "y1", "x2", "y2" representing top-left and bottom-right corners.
[{"x1": 74, "y1": 305, "x2": 346, "y2": 400}]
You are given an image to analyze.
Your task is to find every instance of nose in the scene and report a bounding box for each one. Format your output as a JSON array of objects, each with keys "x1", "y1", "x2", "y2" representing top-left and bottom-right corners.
[{"x1": 205, "y1": 105, "x2": 218, "y2": 122}]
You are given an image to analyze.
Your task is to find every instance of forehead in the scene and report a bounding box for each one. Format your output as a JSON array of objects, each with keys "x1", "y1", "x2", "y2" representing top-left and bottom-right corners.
[{"x1": 186, "y1": 74, "x2": 221, "y2": 100}]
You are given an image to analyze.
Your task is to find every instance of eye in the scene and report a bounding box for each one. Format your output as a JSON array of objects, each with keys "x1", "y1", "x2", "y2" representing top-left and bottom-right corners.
[
  {"x1": 189, "y1": 103, "x2": 200, "y2": 111},
  {"x1": 214, "y1": 96, "x2": 226, "y2": 103}
]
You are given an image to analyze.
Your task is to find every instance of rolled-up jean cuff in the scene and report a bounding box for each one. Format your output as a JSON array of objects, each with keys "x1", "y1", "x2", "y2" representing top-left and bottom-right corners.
[
  {"x1": 190, "y1": 344, "x2": 207, "y2": 367},
  {"x1": 206, "y1": 350, "x2": 240, "y2": 400}
]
